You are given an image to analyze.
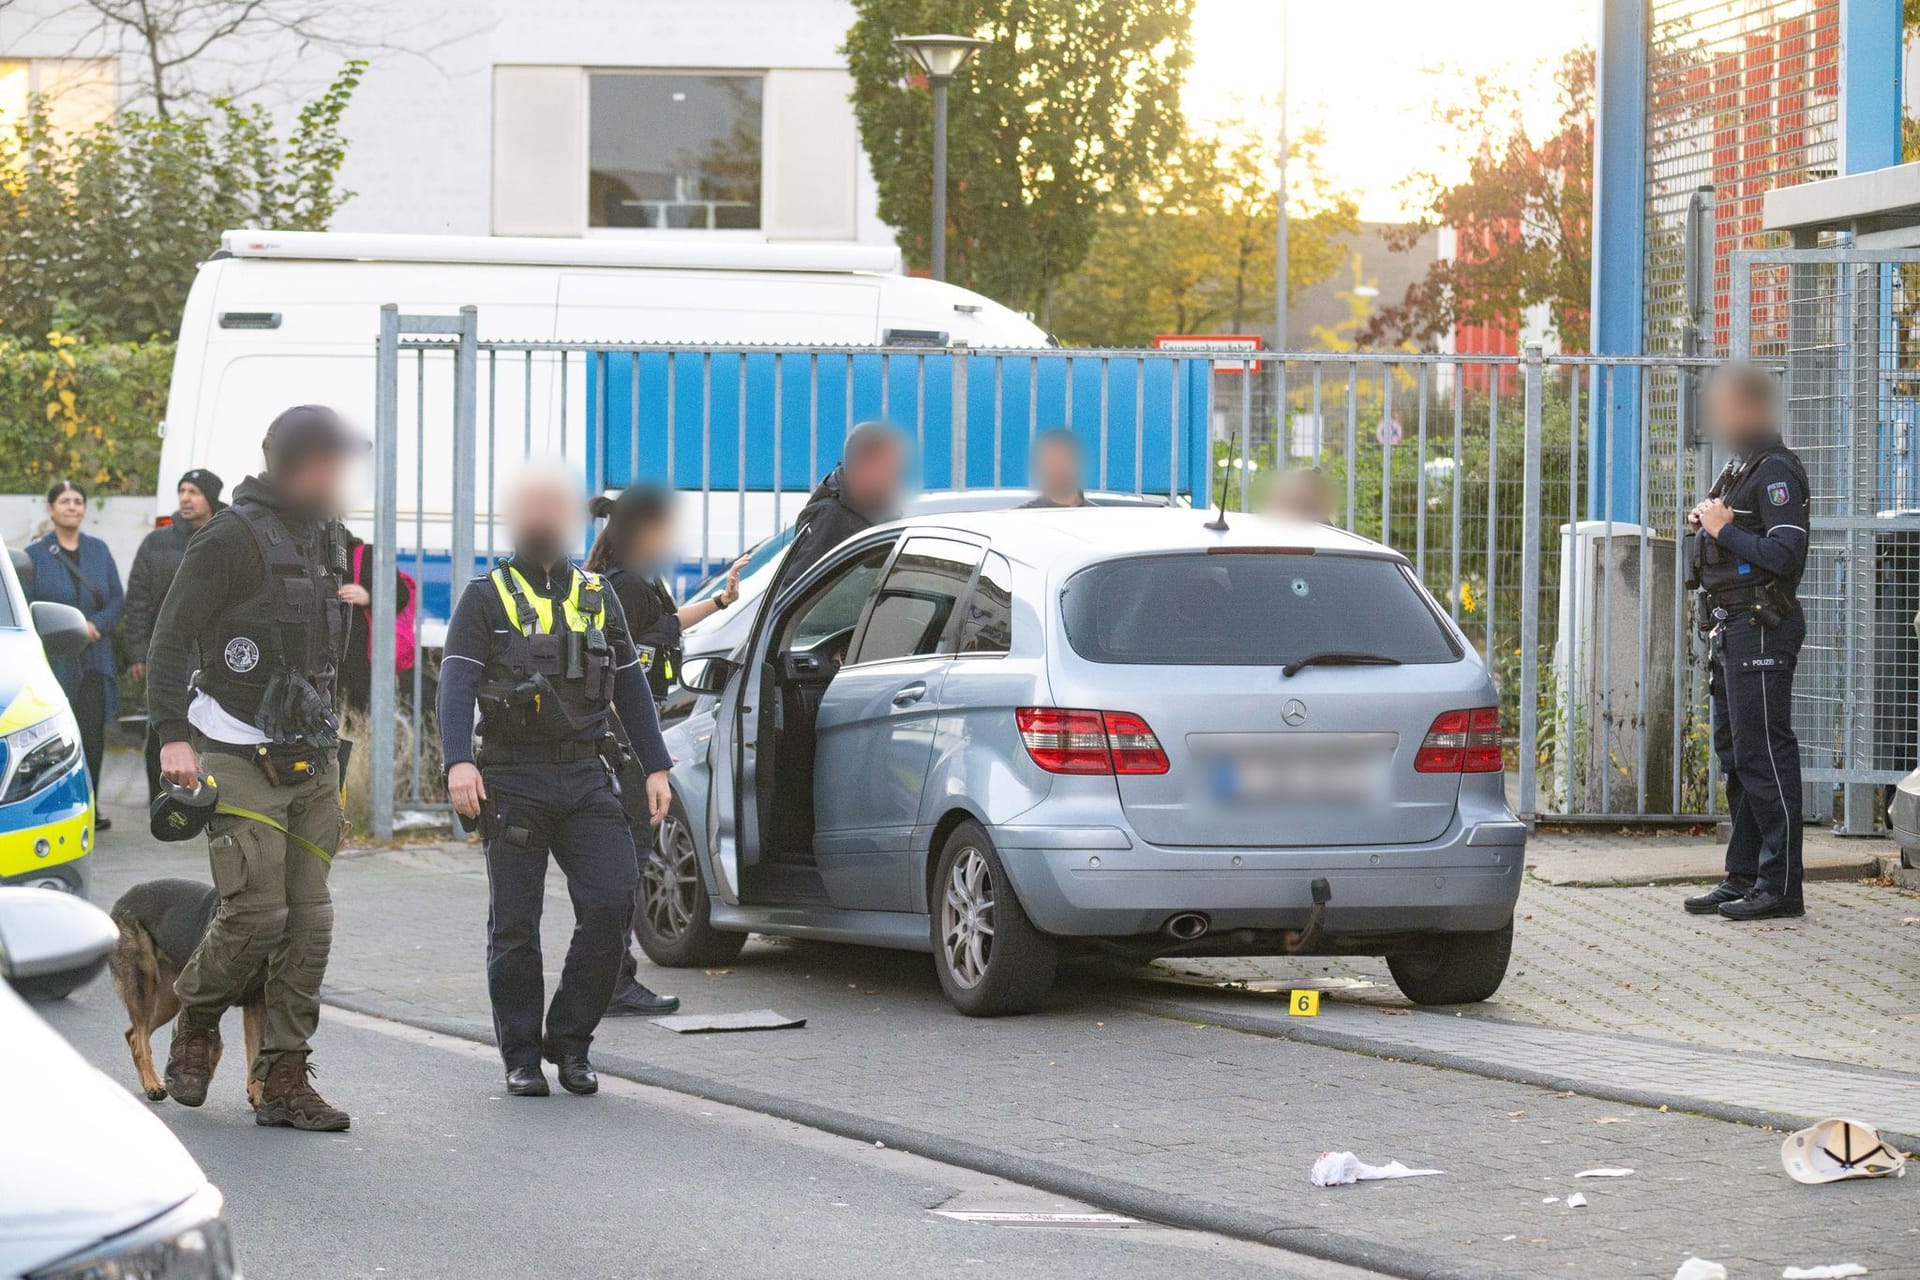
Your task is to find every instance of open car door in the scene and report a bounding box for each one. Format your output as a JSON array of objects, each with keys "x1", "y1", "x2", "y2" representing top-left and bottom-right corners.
[{"x1": 722, "y1": 534, "x2": 899, "y2": 894}]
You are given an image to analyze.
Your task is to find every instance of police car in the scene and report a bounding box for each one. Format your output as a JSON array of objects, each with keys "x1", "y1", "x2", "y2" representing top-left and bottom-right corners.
[{"x1": 0, "y1": 550, "x2": 96, "y2": 897}]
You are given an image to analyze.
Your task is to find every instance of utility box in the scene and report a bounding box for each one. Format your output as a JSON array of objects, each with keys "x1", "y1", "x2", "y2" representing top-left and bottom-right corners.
[{"x1": 1549, "y1": 521, "x2": 1680, "y2": 814}]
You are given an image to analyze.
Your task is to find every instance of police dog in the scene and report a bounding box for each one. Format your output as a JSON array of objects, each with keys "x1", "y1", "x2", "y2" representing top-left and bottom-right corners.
[{"x1": 108, "y1": 878, "x2": 266, "y2": 1106}]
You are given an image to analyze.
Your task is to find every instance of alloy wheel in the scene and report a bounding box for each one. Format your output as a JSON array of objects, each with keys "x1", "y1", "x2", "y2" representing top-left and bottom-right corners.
[
  {"x1": 643, "y1": 813, "x2": 699, "y2": 941},
  {"x1": 940, "y1": 846, "x2": 997, "y2": 989}
]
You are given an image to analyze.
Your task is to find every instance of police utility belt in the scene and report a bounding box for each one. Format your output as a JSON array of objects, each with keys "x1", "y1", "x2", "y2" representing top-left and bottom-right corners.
[{"x1": 1697, "y1": 579, "x2": 1797, "y2": 632}]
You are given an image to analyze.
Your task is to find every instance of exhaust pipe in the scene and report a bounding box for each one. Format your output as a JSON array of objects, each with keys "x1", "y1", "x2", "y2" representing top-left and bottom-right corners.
[{"x1": 1163, "y1": 912, "x2": 1211, "y2": 942}]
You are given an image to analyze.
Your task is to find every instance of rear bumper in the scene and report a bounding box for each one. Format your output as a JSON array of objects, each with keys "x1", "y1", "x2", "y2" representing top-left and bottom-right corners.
[{"x1": 995, "y1": 817, "x2": 1526, "y2": 939}]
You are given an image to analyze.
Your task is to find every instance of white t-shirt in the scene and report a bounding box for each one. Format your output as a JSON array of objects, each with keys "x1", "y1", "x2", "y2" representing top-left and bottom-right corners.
[{"x1": 186, "y1": 690, "x2": 270, "y2": 746}]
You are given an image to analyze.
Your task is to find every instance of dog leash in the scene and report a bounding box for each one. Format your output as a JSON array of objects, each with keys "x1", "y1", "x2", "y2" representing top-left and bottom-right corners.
[{"x1": 214, "y1": 804, "x2": 334, "y2": 865}]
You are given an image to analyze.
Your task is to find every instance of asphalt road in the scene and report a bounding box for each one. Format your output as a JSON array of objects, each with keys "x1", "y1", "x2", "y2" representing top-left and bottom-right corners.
[{"x1": 37, "y1": 981, "x2": 1374, "y2": 1280}]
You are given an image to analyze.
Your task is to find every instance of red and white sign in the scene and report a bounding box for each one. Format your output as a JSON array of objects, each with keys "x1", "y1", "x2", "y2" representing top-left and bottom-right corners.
[{"x1": 1152, "y1": 334, "x2": 1264, "y2": 373}]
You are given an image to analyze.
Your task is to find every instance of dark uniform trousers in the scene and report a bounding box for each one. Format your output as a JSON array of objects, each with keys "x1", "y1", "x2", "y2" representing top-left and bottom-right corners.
[
  {"x1": 482, "y1": 760, "x2": 639, "y2": 1068},
  {"x1": 1709, "y1": 610, "x2": 1805, "y2": 895}
]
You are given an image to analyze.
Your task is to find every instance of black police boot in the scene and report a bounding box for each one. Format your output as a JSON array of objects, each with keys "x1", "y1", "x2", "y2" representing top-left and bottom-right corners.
[
  {"x1": 1683, "y1": 879, "x2": 1752, "y2": 915},
  {"x1": 551, "y1": 1055, "x2": 598, "y2": 1096},
  {"x1": 1718, "y1": 888, "x2": 1805, "y2": 921},
  {"x1": 605, "y1": 978, "x2": 680, "y2": 1016},
  {"x1": 505, "y1": 1065, "x2": 550, "y2": 1097}
]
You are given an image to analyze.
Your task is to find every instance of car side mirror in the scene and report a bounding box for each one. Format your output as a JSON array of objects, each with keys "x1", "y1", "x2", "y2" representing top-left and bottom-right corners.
[
  {"x1": 31, "y1": 601, "x2": 91, "y2": 657},
  {"x1": 679, "y1": 655, "x2": 737, "y2": 695},
  {"x1": 0, "y1": 888, "x2": 118, "y2": 1000},
  {"x1": 8, "y1": 546, "x2": 33, "y2": 592}
]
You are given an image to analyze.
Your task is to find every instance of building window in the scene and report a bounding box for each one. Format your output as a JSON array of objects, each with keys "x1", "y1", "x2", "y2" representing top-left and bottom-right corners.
[
  {"x1": 588, "y1": 72, "x2": 762, "y2": 231},
  {"x1": 0, "y1": 58, "x2": 117, "y2": 133}
]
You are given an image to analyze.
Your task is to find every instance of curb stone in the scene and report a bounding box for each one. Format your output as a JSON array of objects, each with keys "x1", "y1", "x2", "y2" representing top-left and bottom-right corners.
[{"x1": 1109, "y1": 992, "x2": 1920, "y2": 1154}]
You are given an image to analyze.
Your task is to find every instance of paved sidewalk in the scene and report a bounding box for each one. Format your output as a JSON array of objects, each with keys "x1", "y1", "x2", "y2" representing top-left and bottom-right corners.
[
  {"x1": 80, "y1": 758, "x2": 1920, "y2": 1279},
  {"x1": 1526, "y1": 829, "x2": 1886, "y2": 887},
  {"x1": 1162, "y1": 849, "x2": 1920, "y2": 1076}
]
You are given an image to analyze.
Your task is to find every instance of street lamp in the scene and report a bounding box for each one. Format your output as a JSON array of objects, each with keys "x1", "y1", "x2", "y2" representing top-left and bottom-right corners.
[{"x1": 894, "y1": 33, "x2": 989, "y2": 282}]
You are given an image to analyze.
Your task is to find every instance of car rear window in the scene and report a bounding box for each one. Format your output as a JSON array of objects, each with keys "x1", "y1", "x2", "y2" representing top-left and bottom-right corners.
[{"x1": 1060, "y1": 551, "x2": 1461, "y2": 666}]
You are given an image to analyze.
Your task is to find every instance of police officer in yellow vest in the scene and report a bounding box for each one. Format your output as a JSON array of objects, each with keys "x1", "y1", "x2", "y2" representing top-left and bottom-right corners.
[{"x1": 438, "y1": 465, "x2": 672, "y2": 1098}]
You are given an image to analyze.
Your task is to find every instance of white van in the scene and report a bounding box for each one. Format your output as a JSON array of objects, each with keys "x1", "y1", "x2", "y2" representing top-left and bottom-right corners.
[{"x1": 154, "y1": 229, "x2": 1050, "y2": 531}]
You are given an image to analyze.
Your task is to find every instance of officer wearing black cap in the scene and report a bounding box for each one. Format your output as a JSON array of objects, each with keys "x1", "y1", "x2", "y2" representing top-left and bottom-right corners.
[
  {"x1": 1683, "y1": 364, "x2": 1811, "y2": 922},
  {"x1": 438, "y1": 463, "x2": 674, "y2": 1099},
  {"x1": 146, "y1": 405, "x2": 366, "y2": 1130},
  {"x1": 123, "y1": 468, "x2": 225, "y2": 799}
]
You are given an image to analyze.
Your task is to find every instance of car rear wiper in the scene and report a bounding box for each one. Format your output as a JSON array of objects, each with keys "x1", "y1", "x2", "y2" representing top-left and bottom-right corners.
[{"x1": 1280, "y1": 651, "x2": 1403, "y2": 678}]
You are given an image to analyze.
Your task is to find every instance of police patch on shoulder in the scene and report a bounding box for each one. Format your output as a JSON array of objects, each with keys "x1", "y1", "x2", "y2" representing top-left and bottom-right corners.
[
  {"x1": 1767, "y1": 481, "x2": 1790, "y2": 506},
  {"x1": 223, "y1": 636, "x2": 260, "y2": 672}
]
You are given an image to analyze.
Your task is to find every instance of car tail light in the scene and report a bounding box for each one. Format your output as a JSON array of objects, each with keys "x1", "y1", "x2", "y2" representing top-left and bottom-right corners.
[
  {"x1": 1102, "y1": 712, "x2": 1170, "y2": 774},
  {"x1": 1414, "y1": 707, "x2": 1504, "y2": 773},
  {"x1": 1016, "y1": 708, "x2": 1169, "y2": 775}
]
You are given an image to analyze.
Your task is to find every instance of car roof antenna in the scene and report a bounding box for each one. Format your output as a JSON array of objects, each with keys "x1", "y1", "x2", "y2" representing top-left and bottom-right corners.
[{"x1": 1205, "y1": 438, "x2": 1236, "y2": 532}]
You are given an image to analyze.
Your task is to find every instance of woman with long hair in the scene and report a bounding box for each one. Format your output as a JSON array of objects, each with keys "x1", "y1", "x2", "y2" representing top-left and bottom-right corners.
[
  {"x1": 25, "y1": 480, "x2": 125, "y2": 828},
  {"x1": 585, "y1": 483, "x2": 745, "y2": 1017}
]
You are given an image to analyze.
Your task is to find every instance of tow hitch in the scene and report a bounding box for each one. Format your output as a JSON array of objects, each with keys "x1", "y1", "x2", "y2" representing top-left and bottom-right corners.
[{"x1": 1282, "y1": 878, "x2": 1332, "y2": 954}]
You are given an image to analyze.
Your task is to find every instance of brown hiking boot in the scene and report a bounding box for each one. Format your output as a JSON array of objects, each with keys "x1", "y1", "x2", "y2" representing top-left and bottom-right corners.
[
  {"x1": 254, "y1": 1051, "x2": 351, "y2": 1132},
  {"x1": 163, "y1": 1016, "x2": 220, "y2": 1107}
]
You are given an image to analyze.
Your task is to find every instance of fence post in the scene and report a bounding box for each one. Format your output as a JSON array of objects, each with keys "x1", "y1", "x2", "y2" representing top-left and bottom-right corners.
[
  {"x1": 450, "y1": 306, "x2": 479, "y2": 622},
  {"x1": 369, "y1": 305, "x2": 401, "y2": 842},
  {"x1": 1517, "y1": 344, "x2": 1545, "y2": 820}
]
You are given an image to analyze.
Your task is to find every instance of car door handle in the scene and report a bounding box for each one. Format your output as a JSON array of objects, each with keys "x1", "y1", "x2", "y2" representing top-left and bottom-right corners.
[{"x1": 891, "y1": 682, "x2": 927, "y2": 707}]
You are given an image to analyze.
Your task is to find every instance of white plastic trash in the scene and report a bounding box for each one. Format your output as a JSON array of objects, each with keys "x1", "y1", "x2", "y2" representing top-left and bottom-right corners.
[
  {"x1": 1308, "y1": 1151, "x2": 1443, "y2": 1187},
  {"x1": 1673, "y1": 1260, "x2": 1728, "y2": 1280}
]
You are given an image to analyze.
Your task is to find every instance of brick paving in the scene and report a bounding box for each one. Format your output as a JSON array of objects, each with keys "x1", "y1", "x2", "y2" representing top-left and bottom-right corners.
[
  {"x1": 1158, "y1": 843, "x2": 1920, "y2": 1071},
  {"x1": 83, "y1": 757, "x2": 1920, "y2": 1280}
]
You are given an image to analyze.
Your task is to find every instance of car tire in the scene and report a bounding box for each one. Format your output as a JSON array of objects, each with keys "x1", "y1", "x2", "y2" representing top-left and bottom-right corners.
[
  {"x1": 14, "y1": 956, "x2": 105, "y2": 1002},
  {"x1": 1386, "y1": 919, "x2": 1513, "y2": 1006},
  {"x1": 930, "y1": 820, "x2": 1057, "y2": 1017},
  {"x1": 634, "y1": 797, "x2": 746, "y2": 968}
]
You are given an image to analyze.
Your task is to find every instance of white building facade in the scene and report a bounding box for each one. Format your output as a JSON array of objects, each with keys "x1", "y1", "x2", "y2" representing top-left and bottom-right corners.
[{"x1": 0, "y1": 0, "x2": 895, "y2": 245}]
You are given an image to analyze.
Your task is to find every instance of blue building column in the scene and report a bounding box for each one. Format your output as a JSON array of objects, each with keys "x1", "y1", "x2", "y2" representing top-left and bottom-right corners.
[
  {"x1": 1840, "y1": 0, "x2": 1903, "y2": 175},
  {"x1": 1589, "y1": 0, "x2": 1648, "y2": 522}
]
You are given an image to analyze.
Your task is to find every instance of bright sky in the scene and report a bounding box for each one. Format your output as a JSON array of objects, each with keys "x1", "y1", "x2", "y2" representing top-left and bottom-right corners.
[{"x1": 1186, "y1": 0, "x2": 1598, "y2": 222}]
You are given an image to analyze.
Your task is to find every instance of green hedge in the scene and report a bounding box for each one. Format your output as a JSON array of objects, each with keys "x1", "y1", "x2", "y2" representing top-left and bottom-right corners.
[{"x1": 0, "y1": 334, "x2": 169, "y2": 494}]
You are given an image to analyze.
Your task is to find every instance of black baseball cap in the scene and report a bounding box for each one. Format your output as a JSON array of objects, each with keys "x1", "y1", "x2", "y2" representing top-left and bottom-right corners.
[{"x1": 262, "y1": 405, "x2": 370, "y2": 471}]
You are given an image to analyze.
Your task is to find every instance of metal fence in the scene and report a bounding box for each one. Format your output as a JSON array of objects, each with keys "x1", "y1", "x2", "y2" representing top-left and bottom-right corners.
[
  {"x1": 365, "y1": 313, "x2": 1735, "y2": 838},
  {"x1": 1733, "y1": 244, "x2": 1920, "y2": 833}
]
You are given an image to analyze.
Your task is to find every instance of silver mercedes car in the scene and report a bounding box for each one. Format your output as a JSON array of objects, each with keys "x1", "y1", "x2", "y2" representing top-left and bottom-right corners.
[{"x1": 644, "y1": 507, "x2": 1527, "y2": 1016}]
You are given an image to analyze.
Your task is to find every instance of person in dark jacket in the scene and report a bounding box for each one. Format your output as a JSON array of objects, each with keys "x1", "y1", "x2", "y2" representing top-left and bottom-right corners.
[
  {"x1": 438, "y1": 463, "x2": 674, "y2": 1097},
  {"x1": 148, "y1": 405, "x2": 364, "y2": 1131},
  {"x1": 769, "y1": 419, "x2": 906, "y2": 600},
  {"x1": 584, "y1": 482, "x2": 745, "y2": 1016},
  {"x1": 1020, "y1": 428, "x2": 1087, "y2": 509},
  {"x1": 121, "y1": 469, "x2": 223, "y2": 800},
  {"x1": 26, "y1": 481, "x2": 124, "y2": 824}
]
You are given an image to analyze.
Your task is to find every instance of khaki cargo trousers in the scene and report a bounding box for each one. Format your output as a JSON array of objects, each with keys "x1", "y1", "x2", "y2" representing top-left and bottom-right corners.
[{"x1": 173, "y1": 738, "x2": 343, "y2": 1078}]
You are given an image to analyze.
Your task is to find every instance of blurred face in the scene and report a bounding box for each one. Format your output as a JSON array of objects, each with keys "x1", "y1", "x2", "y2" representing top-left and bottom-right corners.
[
  {"x1": 509, "y1": 468, "x2": 583, "y2": 566},
  {"x1": 278, "y1": 452, "x2": 351, "y2": 517},
  {"x1": 48, "y1": 488, "x2": 86, "y2": 532},
  {"x1": 621, "y1": 517, "x2": 675, "y2": 571},
  {"x1": 1705, "y1": 378, "x2": 1776, "y2": 452},
  {"x1": 1034, "y1": 438, "x2": 1083, "y2": 500},
  {"x1": 844, "y1": 436, "x2": 905, "y2": 513},
  {"x1": 177, "y1": 481, "x2": 213, "y2": 525},
  {"x1": 1268, "y1": 472, "x2": 1335, "y2": 524}
]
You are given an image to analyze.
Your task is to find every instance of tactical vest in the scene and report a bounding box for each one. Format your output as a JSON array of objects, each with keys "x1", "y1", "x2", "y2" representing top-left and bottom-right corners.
[
  {"x1": 476, "y1": 563, "x2": 618, "y2": 741},
  {"x1": 198, "y1": 500, "x2": 348, "y2": 738},
  {"x1": 1693, "y1": 442, "x2": 1808, "y2": 594},
  {"x1": 608, "y1": 567, "x2": 680, "y2": 701}
]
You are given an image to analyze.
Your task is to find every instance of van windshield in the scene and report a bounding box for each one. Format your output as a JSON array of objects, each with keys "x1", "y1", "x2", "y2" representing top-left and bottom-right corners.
[{"x1": 1060, "y1": 551, "x2": 1460, "y2": 667}]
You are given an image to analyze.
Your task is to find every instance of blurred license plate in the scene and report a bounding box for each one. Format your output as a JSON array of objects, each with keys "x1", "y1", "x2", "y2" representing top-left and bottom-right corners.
[{"x1": 1202, "y1": 736, "x2": 1391, "y2": 806}]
